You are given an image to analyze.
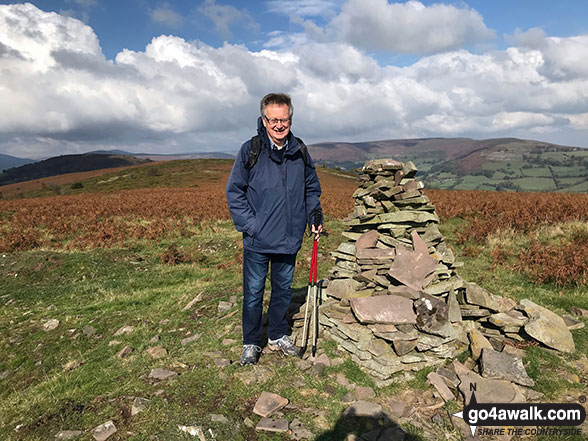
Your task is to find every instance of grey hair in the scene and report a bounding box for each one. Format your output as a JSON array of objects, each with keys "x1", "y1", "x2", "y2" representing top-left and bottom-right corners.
[{"x1": 260, "y1": 93, "x2": 293, "y2": 119}]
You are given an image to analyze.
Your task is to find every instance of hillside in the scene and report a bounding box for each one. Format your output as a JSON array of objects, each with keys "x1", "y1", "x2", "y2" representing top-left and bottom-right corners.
[
  {"x1": 309, "y1": 137, "x2": 588, "y2": 192},
  {"x1": 0, "y1": 153, "x2": 35, "y2": 173},
  {"x1": 90, "y1": 149, "x2": 235, "y2": 161},
  {"x1": 0, "y1": 153, "x2": 151, "y2": 186}
]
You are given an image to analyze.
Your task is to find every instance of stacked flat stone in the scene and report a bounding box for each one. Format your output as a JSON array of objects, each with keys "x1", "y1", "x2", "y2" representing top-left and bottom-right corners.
[{"x1": 290, "y1": 158, "x2": 577, "y2": 383}]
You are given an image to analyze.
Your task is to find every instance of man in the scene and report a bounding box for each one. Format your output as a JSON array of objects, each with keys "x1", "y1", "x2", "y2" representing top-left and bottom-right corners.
[{"x1": 226, "y1": 93, "x2": 322, "y2": 366}]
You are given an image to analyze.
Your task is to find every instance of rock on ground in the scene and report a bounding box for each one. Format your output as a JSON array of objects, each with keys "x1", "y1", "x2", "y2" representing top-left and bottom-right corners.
[
  {"x1": 480, "y1": 348, "x2": 535, "y2": 387},
  {"x1": 148, "y1": 368, "x2": 178, "y2": 380},
  {"x1": 255, "y1": 418, "x2": 289, "y2": 433},
  {"x1": 91, "y1": 421, "x2": 117, "y2": 441},
  {"x1": 520, "y1": 299, "x2": 575, "y2": 353},
  {"x1": 55, "y1": 430, "x2": 83, "y2": 440},
  {"x1": 253, "y1": 392, "x2": 289, "y2": 418},
  {"x1": 42, "y1": 319, "x2": 60, "y2": 331}
]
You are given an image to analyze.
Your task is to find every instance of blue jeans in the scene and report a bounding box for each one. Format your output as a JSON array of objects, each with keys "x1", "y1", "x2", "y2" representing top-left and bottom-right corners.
[{"x1": 242, "y1": 249, "x2": 296, "y2": 346}]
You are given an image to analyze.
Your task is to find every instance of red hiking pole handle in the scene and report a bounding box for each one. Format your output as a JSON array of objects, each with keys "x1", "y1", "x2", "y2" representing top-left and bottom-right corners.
[
  {"x1": 312, "y1": 239, "x2": 318, "y2": 284},
  {"x1": 308, "y1": 239, "x2": 318, "y2": 284}
]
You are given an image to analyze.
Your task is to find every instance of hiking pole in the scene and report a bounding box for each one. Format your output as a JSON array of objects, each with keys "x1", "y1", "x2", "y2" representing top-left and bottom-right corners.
[
  {"x1": 311, "y1": 236, "x2": 319, "y2": 357},
  {"x1": 300, "y1": 238, "x2": 318, "y2": 356}
]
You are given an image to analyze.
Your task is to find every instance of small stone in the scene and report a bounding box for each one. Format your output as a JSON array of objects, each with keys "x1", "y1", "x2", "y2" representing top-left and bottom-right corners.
[
  {"x1": 210, "y1": 414, "x2": 229, "y2": 424},
  {"x1": 91, "y1": 420, "x2": 117, "y2": 441},
  {"x1": 117, "y1": 346, "x2": 133, "y2": 359},
  {"x1": 213, "y1": 358, "x2": 231, "y2": 367},
  {"x1": 356, "y1": 230, "x2": 380, "y2": 250},
  {"x1": 387, "y1": 399, "x2": 407, "y2": 419},
  {"x1": 149, "y1": 335, "x2": 160, "y2": 344},
  {"x1": 342, "y1": 392, "x2": 356, "y2": 404},
  {"x1": 42, "y1": 319, "x2": 60, "y2": 331},
  {"x1": 114, "y1": 325, "x2": 134, "y2": 336},
  {"x1": 178, "y1": 425, "x2": 206, "y2": 438},
  {"x1": 480, "y1": 348, "x2": 535, "y2": 387},
  {"x1": 498, "y1": 297, "x2": 518, "y2": 313},
  {"x1": 311, "y1": 363, "x2": 326, "y2": 376},
  {"x1": 350, "y1": 295, "x2": 416, "y2": 324},
  {"x1": 290, "y1": 418, "x2": 313, "y2": 440},
  {"x1": 392, "y1": 339, "x2": 418, "y2": 356},
  {"x1": 181, "y1": 334, "x2": 200, "y2": 346},
  {"x1": 342, "y1": 401, "x2": 383, "y2": 418},
  {"x1": 131, "y1": 397, "x2": 150, "y2": 416},
  {"x1": 218, "y1": 301, "x2": 232, "y2": 313},
  {"x1": 221, "y1": 338, "x2": 237, "y2": 346},
  {"x1": 488, "y1": 312, "x2": 527, "y2": 328},
  {"x1": 570, "y1": 306, "x2": 588, "y2": 317},
  {"x1": 55, "y1": 430, "x2": 83, "y2": 440},
  {"x1": 243, "y1": 417, "x2": 255, "y2": 428},
  {"x1": 336, "y1": 373, "x2": 351, "y2": 387},
  {"x1": 465, "y1": 283, "x2": 499, "y2": 311},
  {"x1": 326, "y1": 278, "x2": 361, "y2": 299},
  {"x1": 436, "y1": 367, "x2": 459, "y2": 388},
  {"x1": 313, "y1": 353, "x2": 331, "y2": 367},
  {"x1": 355, "y1": 386, "x2": 376, "y2": 400},
  {"x1": 562, "y1": 315, "x2": 585, "y2": 330},
  {"x1": 253, "y1": 392, "x2": 289, "y2": 418},
  {"x1": 520, "y1": 299, "x2": 575, "y2": 353},
  {"x1": 447, "y1": 290, "x2": 462, "y2": 323},
  {"x1": 108, "y1": 340, "x2": 121, "y2": 347},
  {"x1": 431, "y1": 413, "x2": 444, "y2": 425},
  {"x1": 296, "y1": 359, "x2": 312, "y2": 371},
  {"x1": 255, "y1": 418, "x2": 289, "y2": 433},
  {"x1": 468, "y1": 329, "x2": 493, "y2": 360},
  {"x1": 427, "y1": 372, "x2": 455, "y2": 402},
  {"x1": 146, "y1": 346, "x2": 167, "y2": 359},
  {"x1": 414, "y1": 293, "x2": 449, "y2": 335},
  {"x1": 148, "y1": 368, "x2": 178, "y2": 380},
  {"x1": 82, "y1": 326, "x2": 97, "y2": 336},
  {"x1": 502, "y1": 344, "x2": 525, "y2": 359}
]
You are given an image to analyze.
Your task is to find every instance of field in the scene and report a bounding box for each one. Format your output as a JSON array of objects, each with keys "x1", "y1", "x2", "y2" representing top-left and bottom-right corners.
[
  {"x1": 1, "y1": 160, "x2": 587, "y2": 440},
  {"x1": 420, "y1": 146, "x2": 588, "y2": 192}
]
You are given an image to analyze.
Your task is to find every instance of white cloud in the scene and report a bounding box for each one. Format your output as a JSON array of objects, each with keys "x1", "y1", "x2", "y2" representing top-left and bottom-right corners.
[
  {"x1": 2, "y1": 3, "x2": 588, "y2": 158},
  {"x1": 197, "y1": 0, "x2": 258, "y2": 40},
  {"x1": 151, "y1": 3, "x2": 183, "y2": 27},
  {"x1": 329, "y1": 0, "x2": 495, "y2": 54}
]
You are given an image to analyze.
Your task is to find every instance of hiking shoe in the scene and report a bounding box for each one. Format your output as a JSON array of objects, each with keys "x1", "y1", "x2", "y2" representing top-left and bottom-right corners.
[
  {"x1": 240, "y1": 345, "x2": 262, "y2": 366},
  {"x1": 267, "y1": 335, "x2": 300, "y2": 357}
]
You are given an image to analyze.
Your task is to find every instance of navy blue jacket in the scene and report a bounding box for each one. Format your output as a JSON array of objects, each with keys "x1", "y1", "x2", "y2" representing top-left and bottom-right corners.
[{"x1": 226, "y1": 117, "x2": 322, "y2": 254}]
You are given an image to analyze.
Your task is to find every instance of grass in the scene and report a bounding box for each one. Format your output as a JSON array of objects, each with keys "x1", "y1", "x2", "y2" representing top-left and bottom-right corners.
[{"x1": 1, "y1": 215, "x2": 586, "y2": 440}]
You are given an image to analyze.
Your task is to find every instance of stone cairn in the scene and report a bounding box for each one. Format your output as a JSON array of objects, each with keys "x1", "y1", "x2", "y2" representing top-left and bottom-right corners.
[{"x1": 291, "y1": 159, "x2": 578, "y2": 385}]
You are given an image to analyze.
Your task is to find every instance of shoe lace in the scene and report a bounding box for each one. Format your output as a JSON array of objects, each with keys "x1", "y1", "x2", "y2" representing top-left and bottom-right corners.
[{"x1": 243, "y1": 344, "x2": 262, "y2": 353}]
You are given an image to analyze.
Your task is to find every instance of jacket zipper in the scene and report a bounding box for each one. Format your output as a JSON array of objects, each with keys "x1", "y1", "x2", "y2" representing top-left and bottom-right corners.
[{"x1": 283, "y1": 154, "x2": 292, "y2": 243}]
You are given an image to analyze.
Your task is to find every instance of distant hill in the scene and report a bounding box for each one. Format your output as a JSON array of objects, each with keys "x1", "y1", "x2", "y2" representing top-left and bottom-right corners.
[
  {"x1": 89, "y1": 149, "x2": 235, "y2": 161},
  {"x1": 309, "y1": 137, "x2": 588, "y2": 192},
  {"x1": 0, "y1": 153, "x2": 151, "y2": 186},
  {"x1": 0, "y1": 153, "x2": 36, "y2": 172}
]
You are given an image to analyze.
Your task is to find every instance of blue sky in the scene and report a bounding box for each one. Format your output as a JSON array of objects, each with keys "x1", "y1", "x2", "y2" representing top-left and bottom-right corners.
[{"x1": 2, "y1": 0, "x2": 588, "y2": 157}]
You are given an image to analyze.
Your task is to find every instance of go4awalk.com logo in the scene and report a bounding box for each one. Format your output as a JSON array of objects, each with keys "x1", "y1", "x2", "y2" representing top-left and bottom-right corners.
[{"x1": 452, "y1": 385, "x2": 586, "y2": 438}]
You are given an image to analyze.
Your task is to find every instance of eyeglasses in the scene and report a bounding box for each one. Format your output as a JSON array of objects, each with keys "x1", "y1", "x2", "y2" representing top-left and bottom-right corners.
[{"x1": 263, "y1": 115, "x2": 291, "y2": 126}]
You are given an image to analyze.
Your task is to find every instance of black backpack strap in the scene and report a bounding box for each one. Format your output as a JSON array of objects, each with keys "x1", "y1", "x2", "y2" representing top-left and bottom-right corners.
[
  {"x1": 295, "y1": 137, "x2": 310, "y2": 168},
  {"x1": 246, "y1": 135, "x2": 261, "y2": 169},
  {"x1": 247, "y1": 135, "x2": 310, "y2": 169}
]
